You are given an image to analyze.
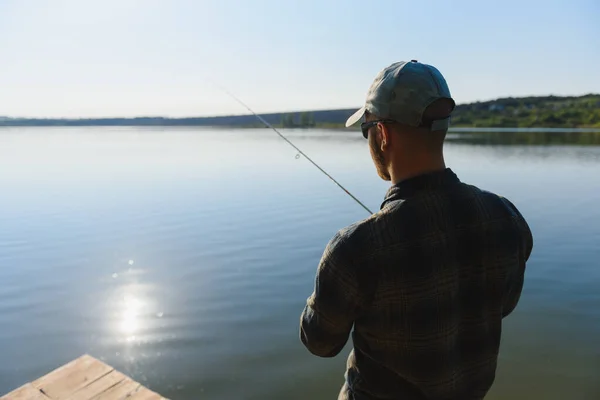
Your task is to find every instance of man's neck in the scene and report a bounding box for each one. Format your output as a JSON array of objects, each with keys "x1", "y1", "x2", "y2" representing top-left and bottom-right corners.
[{"x1": 389, "y1": 155, "x2": 446, "y2": 185}]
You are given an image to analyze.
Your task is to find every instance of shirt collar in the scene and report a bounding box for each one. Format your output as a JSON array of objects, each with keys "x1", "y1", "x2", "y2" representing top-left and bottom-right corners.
[{"x1": 380, "y1": 168, "x2": 460, "y2": 210}]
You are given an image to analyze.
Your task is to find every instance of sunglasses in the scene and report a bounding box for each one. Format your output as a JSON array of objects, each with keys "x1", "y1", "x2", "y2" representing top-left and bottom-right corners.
[{"x1": 360, "y1": 119, "x2": 396, "y2": 139}]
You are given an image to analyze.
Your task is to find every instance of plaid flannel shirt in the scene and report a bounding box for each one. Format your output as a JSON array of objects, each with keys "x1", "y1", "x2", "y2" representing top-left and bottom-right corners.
[{"x1": 300, "y1": 168, "x2": 533, "y2": 400}]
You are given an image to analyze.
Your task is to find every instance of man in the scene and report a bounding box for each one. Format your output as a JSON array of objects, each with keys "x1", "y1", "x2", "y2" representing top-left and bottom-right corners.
[{"x1": 299, "y1": 60, "x2": 533, "y2": 400}]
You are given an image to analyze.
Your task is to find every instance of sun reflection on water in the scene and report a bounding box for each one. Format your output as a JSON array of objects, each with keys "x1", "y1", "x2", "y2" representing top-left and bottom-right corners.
[
  {"x1": 108, "y1": 267, "x2": 158, "y2": 346},
  {"x1": 120, "y1": 294, "x2": 143, "y2": 336}
]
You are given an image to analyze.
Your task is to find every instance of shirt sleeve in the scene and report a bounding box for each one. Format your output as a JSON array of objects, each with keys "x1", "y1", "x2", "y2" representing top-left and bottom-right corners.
[
  {"x1": 500, "y1": 197, "x2": 534, "y2": 318},
  {"x1": 299, "y1": 230, "x2": 366, "y2": 358}
]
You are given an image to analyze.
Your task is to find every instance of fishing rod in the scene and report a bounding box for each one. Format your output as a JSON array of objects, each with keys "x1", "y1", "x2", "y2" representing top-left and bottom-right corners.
[{"x1": 219, "y1": 86, "x2": 374, "y2": 215}]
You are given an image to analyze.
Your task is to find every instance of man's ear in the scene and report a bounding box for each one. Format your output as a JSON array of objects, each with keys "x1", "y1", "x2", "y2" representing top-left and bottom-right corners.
[{"x1": 378, "y1": 122, "x2": 390, "y2": 151}]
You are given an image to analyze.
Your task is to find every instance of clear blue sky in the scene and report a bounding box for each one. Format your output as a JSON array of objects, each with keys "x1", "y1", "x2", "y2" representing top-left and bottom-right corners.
[{"x1": 1, "y1": 0, "x2": 598, "y2": 118}]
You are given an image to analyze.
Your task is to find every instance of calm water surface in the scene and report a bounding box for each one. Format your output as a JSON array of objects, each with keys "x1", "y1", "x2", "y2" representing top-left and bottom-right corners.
[{"x1": 0, "y1": 127, "x2": 599, "y2": 400}]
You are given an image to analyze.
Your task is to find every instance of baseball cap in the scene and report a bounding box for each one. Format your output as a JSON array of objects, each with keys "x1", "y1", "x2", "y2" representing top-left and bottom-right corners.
[{"x1": 345, "y1": 60, "x2": 455, "y2": 131}]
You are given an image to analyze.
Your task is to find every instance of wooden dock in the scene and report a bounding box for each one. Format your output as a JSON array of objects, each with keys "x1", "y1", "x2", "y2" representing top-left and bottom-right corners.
[{"x1": 1, "y1": 354, "x2": 168, "y2": 400}]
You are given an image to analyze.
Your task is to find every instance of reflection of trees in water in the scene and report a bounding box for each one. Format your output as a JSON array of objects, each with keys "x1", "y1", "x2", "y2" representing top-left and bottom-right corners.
[
  {"x1": 262, "y1": 129, "x2": 366, "y2": 144},
  {"x1": 446, "y1": 131, "x2": 600, "y2": 146},
  {"x1": 281, "y1": 130, "x2": 600, "y2": 147},
  {"x1": 241, "y1": 129, "x2": 600, "y2": 155},
  {"x1": 280, "y1": 130, "x2": 600, "y2": 163},
  {"x1": 447, "y1": 140, "x2": 600, "y2": 164}
]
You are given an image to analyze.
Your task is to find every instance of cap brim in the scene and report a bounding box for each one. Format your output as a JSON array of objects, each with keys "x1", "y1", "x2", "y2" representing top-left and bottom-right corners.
[{"x1": 345, "y1": 106, "x2": 366, "y2": 128}]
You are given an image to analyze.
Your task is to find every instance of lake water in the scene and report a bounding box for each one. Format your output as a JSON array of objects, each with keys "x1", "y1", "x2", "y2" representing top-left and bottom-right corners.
[{"x1": 0, "y1": 127, "x2": 599, "y2": 400}]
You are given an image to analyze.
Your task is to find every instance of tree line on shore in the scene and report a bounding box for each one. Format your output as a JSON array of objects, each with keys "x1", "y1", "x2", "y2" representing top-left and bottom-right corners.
[{"x1": 1, "y1": 94, "x2": 598, "y2": 128}]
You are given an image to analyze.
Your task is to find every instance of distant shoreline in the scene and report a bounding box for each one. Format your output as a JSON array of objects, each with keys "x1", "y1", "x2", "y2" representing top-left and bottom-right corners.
[
  {"x1": 2, "y1": 125, "x2": 600, "y2": 133},
  {"x1": 1, "y1": 93, "x2": 599, "y2": 129}
]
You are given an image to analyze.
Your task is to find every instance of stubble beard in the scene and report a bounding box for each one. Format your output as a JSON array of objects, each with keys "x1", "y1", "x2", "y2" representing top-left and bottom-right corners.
[{"x1": 369, "y1": 137, "x2": 391, "y2": 181}]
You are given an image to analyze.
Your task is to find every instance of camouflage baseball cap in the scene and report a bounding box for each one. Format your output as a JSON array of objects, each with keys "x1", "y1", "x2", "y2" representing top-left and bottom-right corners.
[{"x1": 345, "y1": 60, "x2": 455, "y2": 131}]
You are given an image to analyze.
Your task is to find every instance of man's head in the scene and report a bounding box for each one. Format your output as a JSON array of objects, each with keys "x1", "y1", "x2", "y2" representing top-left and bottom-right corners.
[{"x1": 346, "y1": 60, "x2": 455, "y2": 182}]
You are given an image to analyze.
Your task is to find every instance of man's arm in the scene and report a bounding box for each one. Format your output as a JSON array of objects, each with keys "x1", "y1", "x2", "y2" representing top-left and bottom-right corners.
[
  {"x1": 299, "y1": 231, "x2": 365, "y2": 358},
  {"x1": 501, "y1": 257, "x2": 525, "y2": 318},
  {"x1": 500, "y1": 197, "x2": 534, "y2": 318}
]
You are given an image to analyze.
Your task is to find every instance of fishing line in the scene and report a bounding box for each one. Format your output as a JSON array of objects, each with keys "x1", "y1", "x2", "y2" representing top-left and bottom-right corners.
[{"x1": 218, "y1": 86, "x2": 374, "y2": 215}]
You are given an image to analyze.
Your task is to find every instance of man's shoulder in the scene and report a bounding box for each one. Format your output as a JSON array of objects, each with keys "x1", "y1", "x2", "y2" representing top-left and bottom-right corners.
[
  {"x1": 452, "y1": 182, "x2": 533, "y2": 252},
  {"x1": 438, "y1": 180, "x2": 527, "y2": 217},
  {"x1": 467, "y1": 184, "x2": 528, "y2": 220},
  {"x1": 380, "y1": 180, "x2": 529, "y2": 234},
  {"x1": 326, "y1": 203, "x2": 413, "y2": 261},
  {"x1": 329, "y1": 217, "x2": 372, "y2": 253},
  {"x1": 328, "y1": 182, "x2": 529, "y2": 249},
  {"x1": 324, "y1": 211, "x2": 387, "y2": 263}
]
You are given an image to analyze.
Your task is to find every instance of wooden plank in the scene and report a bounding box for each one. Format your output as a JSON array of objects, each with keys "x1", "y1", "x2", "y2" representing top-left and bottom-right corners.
[
  {"x1": 89, "y1": 378, "x2": 140, "y2": 400},
  {"x1": 127, "y1": 387, "x2": 164, "y2": 400},
  {"x1": 31, "y1": 355, "x2": 113, "y2": 400},
  {"x1": 2, "y1": 354, "x2": 169, "y2": 400},
  {"x1": 63, "y1": 370, "x2": 127, "y2": 400},
  {"x1": 0, "y1": 383, "x2": 50, "y2": 400}
]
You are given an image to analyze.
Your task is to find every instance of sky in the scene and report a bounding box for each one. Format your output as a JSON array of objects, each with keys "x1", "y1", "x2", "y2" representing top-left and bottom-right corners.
[{"x1": 0, "y1": 0, "x2": 599, "y2": 118}]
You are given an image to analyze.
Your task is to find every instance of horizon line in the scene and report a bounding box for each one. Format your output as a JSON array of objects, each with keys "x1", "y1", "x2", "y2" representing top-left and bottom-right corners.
[{"x1": 1, "y1": 92, "x2": 598, "y2": 121}]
